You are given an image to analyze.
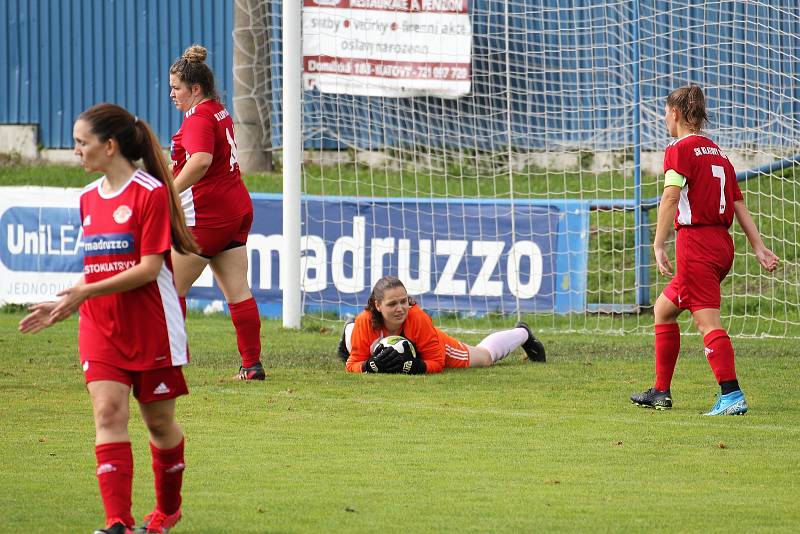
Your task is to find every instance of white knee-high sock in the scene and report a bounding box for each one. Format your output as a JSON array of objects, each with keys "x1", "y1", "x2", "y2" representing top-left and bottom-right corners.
[
  {"x1": 344, "y1": 321, "x2": 356, "y2": 353},
  {"x1": 477, "y1": 327, "x2": 529, "y2": 362}
]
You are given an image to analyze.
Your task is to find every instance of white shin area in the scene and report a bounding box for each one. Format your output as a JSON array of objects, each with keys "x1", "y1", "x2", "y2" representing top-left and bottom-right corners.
[{"x1": 476, "y1": 327, "x2": 529, "y2": 363}]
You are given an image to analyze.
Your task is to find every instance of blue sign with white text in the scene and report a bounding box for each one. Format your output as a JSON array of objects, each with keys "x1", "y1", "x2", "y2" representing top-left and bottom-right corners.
[
  {"x1": 186, "y1": 195, "x2": 589, "y2": 316},
  {"x1": 0, "y1": 193, "x2": 589, "y2": 315},
  {"x1": 0, "y1": 206, "x2": 83, "y2": 272}
]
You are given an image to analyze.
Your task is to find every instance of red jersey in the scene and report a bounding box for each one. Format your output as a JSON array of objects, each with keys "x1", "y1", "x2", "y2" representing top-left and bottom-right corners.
[
  {"x1": 78, "y1": 171, "x2": 188, "y2": 370},
  {"x1": 663, "y1": 134, "x2": 743, "y2": 229},
  {"x1": 345, "y1": 305, "x2": 447, "y2": 374},
  {"x1": 170, "y1": 100, "x2": 252, "y2": 227}
]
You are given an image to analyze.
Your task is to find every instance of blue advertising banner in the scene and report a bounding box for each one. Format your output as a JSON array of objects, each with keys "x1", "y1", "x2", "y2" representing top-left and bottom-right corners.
[
  {"x1": 189, "y1": 194, "x2": 589, "y2": 316},
  {"x1": 0, "y1": 206, "x2": 84, "y2": 272},
  {"x1": 0, "y1": 188, "x2": 589, "y2": 315}
]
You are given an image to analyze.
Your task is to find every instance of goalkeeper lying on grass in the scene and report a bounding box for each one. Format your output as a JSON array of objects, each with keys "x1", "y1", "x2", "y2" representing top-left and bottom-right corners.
[{"x1": 338, "y1": 276, "x2": 546, "y2": 374}]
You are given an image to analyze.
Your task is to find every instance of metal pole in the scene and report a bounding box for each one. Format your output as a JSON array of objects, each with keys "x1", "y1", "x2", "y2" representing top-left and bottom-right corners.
[
  {"x1": 632, "y1": 0, "x2": 649, "y2": 308},
  {"x1": 281, "y1": 0, "x2": 302, "y2": 328}
]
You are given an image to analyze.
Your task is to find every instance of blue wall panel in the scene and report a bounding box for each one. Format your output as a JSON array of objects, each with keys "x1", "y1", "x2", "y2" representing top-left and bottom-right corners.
[
  {"x1": 0, "y1": 0, "x2": 233, "y2": 148},
  {"x1": 4, "y1": 0, "x2": 800, "y2": 152}
]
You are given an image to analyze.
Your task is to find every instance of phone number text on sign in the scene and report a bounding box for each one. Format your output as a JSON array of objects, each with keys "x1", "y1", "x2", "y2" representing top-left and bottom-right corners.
[{"x1": 305, "y1": 57, "x2": 469, "y2": 80}]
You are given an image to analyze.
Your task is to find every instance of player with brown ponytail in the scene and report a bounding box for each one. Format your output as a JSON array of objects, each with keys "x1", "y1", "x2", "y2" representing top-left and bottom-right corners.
[
  {"x1": 631, "y1": 85, "x2": 779, "y2": 415},
  {"x1": 19, "y1": 103, "x2": 194, "y2": 533}
]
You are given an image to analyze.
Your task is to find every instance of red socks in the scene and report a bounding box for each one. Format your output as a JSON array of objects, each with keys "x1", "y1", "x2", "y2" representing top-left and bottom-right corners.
[
  {"x1": 654, "y1": 323, "x2": 681, "y2": 392},
  {"x1": 229, "y1": 297, "x2": 262, "y2": 368},
  {"x1": 95, "y1": 439, "x2": 185, "y2": 526},
  {"x1": 151, "y1": 438, "x2": 185, "y2": 515},
  {"x1": 95, "y1": 442, "x2": 135, "y2": 528},
  {"x1": 653, "y1": 324, "x2": 737, "y2": 390},
  {"x1": 704, "y1": 329, "x2": 737, "y2": 384}
]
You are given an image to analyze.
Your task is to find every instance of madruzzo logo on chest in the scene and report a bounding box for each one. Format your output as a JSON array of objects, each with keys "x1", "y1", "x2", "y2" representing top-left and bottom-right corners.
[
  {"x1": 113, "y1": 205, "x2": 132, "y2": 224},
  {"x1": 82, "y1": 233, "x2": 135, "y2": 256}
]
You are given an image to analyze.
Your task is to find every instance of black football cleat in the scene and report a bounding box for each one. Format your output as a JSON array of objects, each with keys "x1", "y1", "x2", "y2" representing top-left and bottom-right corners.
[
  {"x1": 630, "y1": 387, "x2": 673, "y2": 410},
  {"x1": 515, "y1": 321, "x2": 546, "y2": 362},
  {"x1": 93, "y1": 522, "x2": 133, "y2": 534},
  {"x1": 237, "y1": 361, "x2": 266, "y2": 380}
]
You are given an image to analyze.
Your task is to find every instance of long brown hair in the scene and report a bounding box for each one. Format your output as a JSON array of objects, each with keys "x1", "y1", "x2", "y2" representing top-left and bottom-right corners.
[
  {"x1": 365, "y1": 276, "x2": 417, "y2": 330},
  {"x1": 169, "y1": 44, "x2": 220, "y2": 102},
  {"x1": 77, "y1": 103, "x2": 199, "y2": 255},
  {"x1": 666, "y1": 85, "x2": 708, "y2": 133}
]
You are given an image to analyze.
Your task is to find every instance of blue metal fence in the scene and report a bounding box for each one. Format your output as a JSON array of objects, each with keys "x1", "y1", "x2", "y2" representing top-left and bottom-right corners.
[
  {"x1": 3, "y1": 0, "x2": 799, "y2": 153},
  {"x1": 0, "y1": 0, "x2": 233, "y2": 148}
]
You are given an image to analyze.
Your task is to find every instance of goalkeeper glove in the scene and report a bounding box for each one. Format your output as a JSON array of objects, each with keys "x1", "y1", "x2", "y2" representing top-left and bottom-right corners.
[
  {"x1": 399, "y1": 353, "x2": 427, "y2": 375},
  {"x1": 362, "y1": 346, "x2": 404, "y2": 373}
]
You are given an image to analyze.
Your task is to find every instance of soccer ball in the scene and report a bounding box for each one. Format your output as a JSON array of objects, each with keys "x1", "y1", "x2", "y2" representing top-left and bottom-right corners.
[{"x1": 373, "y1": 335, "x2": 417, "y2": 358}]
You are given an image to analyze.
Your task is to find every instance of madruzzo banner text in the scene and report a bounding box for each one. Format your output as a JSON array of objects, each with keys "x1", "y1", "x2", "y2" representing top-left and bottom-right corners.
[{"x1": 0, "y1": 187, "x2": 589, "y2": 315}]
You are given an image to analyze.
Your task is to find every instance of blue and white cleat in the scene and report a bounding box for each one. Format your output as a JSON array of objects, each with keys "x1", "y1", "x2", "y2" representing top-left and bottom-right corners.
[{"x1": 704, "y1": 390, "x2": 748, "y2": 416}]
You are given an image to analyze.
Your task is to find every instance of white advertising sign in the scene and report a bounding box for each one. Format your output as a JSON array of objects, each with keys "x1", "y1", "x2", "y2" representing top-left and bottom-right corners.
[{"x1": 303, "y1": 0, "x2": 472, "y2": 98}]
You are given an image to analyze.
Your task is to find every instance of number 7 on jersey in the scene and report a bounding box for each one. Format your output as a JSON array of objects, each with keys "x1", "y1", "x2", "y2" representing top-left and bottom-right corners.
[{"x1": 712, "y1": 164, "x2": 726, "y2": 214}]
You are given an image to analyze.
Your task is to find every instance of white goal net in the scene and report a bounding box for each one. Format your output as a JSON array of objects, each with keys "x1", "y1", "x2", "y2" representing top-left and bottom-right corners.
[{"x1": 234, "y1": 0, "x2": 800, "y2": 336}]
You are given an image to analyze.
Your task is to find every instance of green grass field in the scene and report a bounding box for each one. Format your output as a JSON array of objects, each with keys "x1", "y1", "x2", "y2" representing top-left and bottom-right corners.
[
  {"x1": 1, "y1": 160, "x2": 798, "y2": 531},
  {"x1": 1, "y1": 311, "x2": 799, "y2": 533}
]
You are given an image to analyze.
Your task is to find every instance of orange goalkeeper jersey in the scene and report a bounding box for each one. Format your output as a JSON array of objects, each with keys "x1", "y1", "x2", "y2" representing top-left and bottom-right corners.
[{"x1": 345, "y1": 305, "x2": 448, "y2": 374}]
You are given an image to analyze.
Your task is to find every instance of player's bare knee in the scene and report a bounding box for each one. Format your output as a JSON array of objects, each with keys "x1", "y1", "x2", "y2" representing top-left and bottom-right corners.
[
  {"x1": 143, "y1": 412, "x2": 177, "y2": 438},
  {"x1": 694, "y1": 317, "x2": 707, "y2": 336},
  {"x1": 93, "y1": 401, "x2": 128, "y2": 433}
]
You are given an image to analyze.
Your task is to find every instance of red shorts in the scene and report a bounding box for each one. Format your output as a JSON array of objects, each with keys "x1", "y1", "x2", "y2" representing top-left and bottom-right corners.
[
  {"x1": 663, "y1": 226, "x2": 733, "y2": 312},
  {"x1": 441, "y1": 333, "x2": 471, "y2": 369},
  {"x1": 81, "y1": 360, "x2": 189, "y2": 403},
  {"x1": 191, "y1": 210, "x2": 253, "y2": 258}
]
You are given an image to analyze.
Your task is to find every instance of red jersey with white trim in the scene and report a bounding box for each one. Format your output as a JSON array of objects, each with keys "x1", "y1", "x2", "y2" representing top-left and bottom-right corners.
[
  {"x1": 78, "y1": 171, "x2": 188, "y2": 370},
  {"x1": 170, "y1": 100, "x2": 252, "y2": 227},
  {"x1": 345, "y1": 305, "x2": 446, "y2": 374},
  {"x1": 663, "y1": 134, "x2": 743, "y2": 229}
]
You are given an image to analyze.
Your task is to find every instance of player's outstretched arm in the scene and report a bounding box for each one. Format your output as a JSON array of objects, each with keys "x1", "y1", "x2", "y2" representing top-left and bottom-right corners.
[
  {"x1": 19, "y1": 302, "x2": 58, "y2": 334},
  {"x1": 733, "y1": 200, "x2": 779, "y2": 272},
  {"x1": 20, "y1": 274, "x2": 88, "y2": 332},
  {"x1": 653, "y1": 186, "x2": 681, "y2": 277}
]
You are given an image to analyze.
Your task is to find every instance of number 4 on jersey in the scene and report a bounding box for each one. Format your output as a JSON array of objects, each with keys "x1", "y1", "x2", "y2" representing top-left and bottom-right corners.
[{"x1": 226, "y1": 127, "x2": 239, "y2": 171}]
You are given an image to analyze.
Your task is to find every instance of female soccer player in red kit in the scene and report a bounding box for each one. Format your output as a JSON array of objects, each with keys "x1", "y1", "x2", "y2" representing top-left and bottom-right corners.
[
  {"x1": 631, "y1": 85, "x2": 779, "y2": 415},
  {"x1": 168, "y1": 45, "x2": 265, "y2": 380},
  {"x1": 340, "y1": 276, "x2": 546, "y2": 374},
  {"x1": 19, "y1": 104, "x2": 197, "y2": 533}
]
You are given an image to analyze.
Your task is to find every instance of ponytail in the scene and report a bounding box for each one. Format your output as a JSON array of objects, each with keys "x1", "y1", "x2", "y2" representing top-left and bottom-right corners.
[{"x1": 132, "y1": 120, "x2": 199, "y2": 255}]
